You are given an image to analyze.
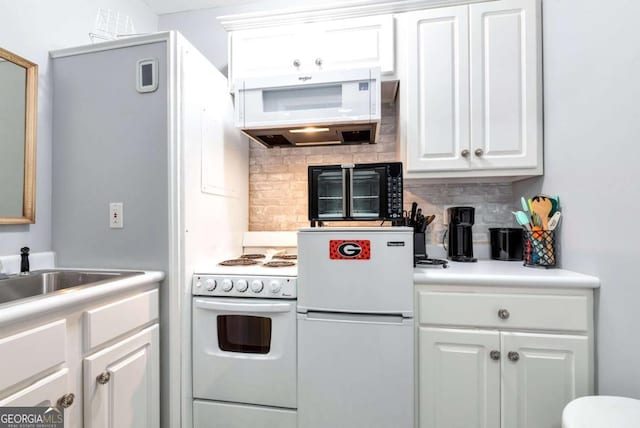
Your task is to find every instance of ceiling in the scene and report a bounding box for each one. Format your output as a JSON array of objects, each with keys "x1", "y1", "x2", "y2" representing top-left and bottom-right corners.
[{"x1": 142, "y1": 0, "x2": 263, "y2": 15}]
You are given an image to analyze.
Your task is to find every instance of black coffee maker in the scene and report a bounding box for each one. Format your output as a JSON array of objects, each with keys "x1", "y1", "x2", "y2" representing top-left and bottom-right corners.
[{"x1": 446, "y1": 206, "x2": 477, "y2": 262}]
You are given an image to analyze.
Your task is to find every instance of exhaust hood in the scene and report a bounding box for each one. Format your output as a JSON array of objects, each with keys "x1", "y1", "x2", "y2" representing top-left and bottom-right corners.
[{"x1": 234, "y1": 68, "x2": 382, "y2": 148}]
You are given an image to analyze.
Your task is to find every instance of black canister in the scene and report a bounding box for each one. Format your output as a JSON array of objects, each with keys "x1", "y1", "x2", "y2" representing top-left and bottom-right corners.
[{"x1": 489, "y1": 228, "x2": 524, "y2": 261}]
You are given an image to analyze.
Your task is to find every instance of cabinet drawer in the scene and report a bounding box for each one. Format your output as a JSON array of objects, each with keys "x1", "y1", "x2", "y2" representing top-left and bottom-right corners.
[
  {"x1": 418, "y1": 291, "x2": 588, "y2": 332},
  {"x1": 0, "y1": 320, "x2": 66, "y2": 391},
  {"x1": 0, "y1": 368, "x2": 68, "y2": 407},
  {"x1": 84, "y1": 289, "x2": 158, "y2": 350}
]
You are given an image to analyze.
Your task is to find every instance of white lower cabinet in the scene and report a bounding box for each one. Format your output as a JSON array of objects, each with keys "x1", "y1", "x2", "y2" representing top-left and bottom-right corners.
[
  {"x1": 419, "y1": 327, "x2": 500, "y2": 428},
  {"x1": 417, "y1": 286, "x2": 593, "y2": 428},
  {"x1": 0, "y1": 284, "x2": 160, "y2": 428},
  {"x1": 84, "y1": 324, "x2": 159, "y2": 428},
  {"x1": 501, "y1": 332, "x2": 589, "y2": 428}
]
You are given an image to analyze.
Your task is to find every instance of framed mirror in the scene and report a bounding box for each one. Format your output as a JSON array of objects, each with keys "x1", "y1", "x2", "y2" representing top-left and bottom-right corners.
[{"x1": 0, "y1": 48, "x2": 37, "y2": 224}]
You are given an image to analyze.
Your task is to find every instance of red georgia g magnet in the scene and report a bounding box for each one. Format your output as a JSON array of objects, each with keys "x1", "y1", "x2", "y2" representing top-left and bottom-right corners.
[{"x1": 329, "y1": 240, "x2": 371, "y2": 260}]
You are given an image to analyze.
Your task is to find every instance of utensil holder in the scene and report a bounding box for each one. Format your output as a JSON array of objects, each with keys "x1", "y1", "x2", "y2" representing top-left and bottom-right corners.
[
  {"x1": 523, "y1": 230, "x2": 556, "y2": 268},
  {"x1": 414, "y1": 232, "x2": 426, "y2": 265}
]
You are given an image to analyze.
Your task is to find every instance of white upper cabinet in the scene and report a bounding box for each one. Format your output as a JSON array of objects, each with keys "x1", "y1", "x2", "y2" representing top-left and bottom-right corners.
[
  {"x1": 399, "y1": 0, "x2": 542, "y2": 181},
  {"x1": 229, "y1": 15, "x2": 394, "y2": 86},
  {"x1": 469, "y1": 0, "x2": 542, "y2": 171},
  {"x1": 404, "y1": 6, "x2": 470, "y2": 172}
]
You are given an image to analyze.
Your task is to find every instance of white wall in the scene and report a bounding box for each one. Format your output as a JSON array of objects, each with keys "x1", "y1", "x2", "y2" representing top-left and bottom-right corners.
[
  {"x1": 514, "y1": 0, "x2": 640, "y2": 398},
  {"x1": 0, "y1": 0, "x2": 158, "y2": 256}
]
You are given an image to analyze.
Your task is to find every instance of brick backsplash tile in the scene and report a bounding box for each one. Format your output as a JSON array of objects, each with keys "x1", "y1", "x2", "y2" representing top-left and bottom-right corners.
[{"x1": 248, "y1": 106, "x2": 515, "y2": 237}]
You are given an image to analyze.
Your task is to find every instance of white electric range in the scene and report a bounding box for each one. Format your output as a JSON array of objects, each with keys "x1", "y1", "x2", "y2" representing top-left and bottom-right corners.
[{"x1": 191, "y1": 233, "x2": 298, "y2": 428}]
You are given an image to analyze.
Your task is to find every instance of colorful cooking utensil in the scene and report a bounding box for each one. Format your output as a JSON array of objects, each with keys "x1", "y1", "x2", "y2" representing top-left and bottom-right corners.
[{"x1": 531, "y1": 196, "x2": 553, "y2": 230}]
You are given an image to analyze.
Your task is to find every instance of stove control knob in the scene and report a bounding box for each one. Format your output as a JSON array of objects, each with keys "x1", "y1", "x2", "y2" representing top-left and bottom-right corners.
[
  {"x1": 269, "y1": 280, "x2": 282, "y2": 294},
  {"x1": 205, "y1": 279, "x2": 217, "y2": 291},
  {"x1": 221, "y1": 279, "x2": 233, "y2": 292},
  {"x1": 236, "y1": 279, "x2": 248, "y2": 292},
  {"x1": 251, "y1": 280, "x2": 264, "y2": 293}
]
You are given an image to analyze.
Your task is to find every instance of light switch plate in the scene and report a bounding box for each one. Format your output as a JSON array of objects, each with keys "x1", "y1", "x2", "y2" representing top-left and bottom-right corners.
[{"x1": 109, "y1": 202, "x2": 124, "y2": 229}]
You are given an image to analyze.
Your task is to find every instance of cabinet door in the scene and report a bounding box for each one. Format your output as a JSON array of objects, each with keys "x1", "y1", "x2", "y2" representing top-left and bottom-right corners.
[
  {"x1": 316, "y1": 15, "x2": 394, "y2": 73},
  {"x1": 404, "y1": 6, "x2": 471, "y2": 173},
  {"x1": 469, "y1": 0, "x2": 541, "y2": 170},
  {"x1": 83, "y1": 324, "x2": 159, "y2": 428},
  {"x1": 230, "y1": 25, "x2": 305, "y2": 82},
  {"x1": 418, "y1": 327, "x2": 500, "y2": 428},
  {"x1": 501, "y1": 332, "x2": 590, "y2": 428}
]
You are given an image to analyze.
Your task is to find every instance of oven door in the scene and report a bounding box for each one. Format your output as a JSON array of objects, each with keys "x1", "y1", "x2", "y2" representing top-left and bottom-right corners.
[{"x1": 192, "y1": 298, "x2": 297, "y2": 408}]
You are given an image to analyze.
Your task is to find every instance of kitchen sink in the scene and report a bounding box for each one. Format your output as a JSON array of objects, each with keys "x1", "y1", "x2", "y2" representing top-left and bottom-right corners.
[{"x1": 0, "y1": 270, "x2": 143, "y2": 305}]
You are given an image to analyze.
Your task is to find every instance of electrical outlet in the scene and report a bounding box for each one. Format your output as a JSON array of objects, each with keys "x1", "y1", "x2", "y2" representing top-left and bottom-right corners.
[{"x1": 109, "y1": 202, "x2": 124, "y2": 229}]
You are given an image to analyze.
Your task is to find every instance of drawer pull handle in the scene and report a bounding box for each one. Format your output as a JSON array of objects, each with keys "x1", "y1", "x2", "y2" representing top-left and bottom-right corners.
[
  {"x1": 96, "y1": 372, "x2": 111, "y2": 385},
  {"x1": 57, "y1": 393, "x2": 75, "y2": 408},
  {"x1": 508, "y1": 351, "x2": 520, "y2": 362},
  {"x1": 498, "y1": 309, "x2": 510, "y2": 320},
  {"x1": 490, "y1": 350, "x2": 501, "y2": 360}
]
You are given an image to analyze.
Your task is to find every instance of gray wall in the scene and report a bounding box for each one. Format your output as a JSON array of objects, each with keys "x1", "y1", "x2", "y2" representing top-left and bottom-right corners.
[
  {"x1": 52, "y1": 42, "x2": 169, "y2": 271},
  {"x1": 0, "y1": 0, "x2": 157, "y2": 256},
  {"x1": 514, "y1": 0, "x2": 640, "y2": 398}
]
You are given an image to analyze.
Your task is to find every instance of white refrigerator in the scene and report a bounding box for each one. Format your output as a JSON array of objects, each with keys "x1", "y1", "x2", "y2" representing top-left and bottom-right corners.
[
  {"x1": 50, "y1": 32, "x2": 248, "y2": 428},
  {"x1": 297, "y1": 227, "x2": 414, "y2": 428}
]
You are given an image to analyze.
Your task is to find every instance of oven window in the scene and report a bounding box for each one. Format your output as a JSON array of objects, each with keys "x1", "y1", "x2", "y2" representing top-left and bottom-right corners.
[{"x1": 217, "y1": 315, "x2": 272, "y2": 354}]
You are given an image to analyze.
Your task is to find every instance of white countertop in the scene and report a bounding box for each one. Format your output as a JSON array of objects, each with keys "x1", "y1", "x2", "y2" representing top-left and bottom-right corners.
[
  {"x1": 0, "y1": 269, "x2": 165, "y2": 325},
  {"x1": 414, "y1": 260, "x2": 600, "y2": 289}
]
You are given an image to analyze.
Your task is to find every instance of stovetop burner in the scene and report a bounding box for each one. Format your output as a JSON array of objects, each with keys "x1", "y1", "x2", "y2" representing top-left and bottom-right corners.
[
  {"x1": 273, "y1": 254, "x2": 297, "y2": 260},
  {"x1": 240, "y1": 254, "x2": 266, "y2": 259},
  {"x1": 262, "y1": 261, "x2": 296, "y2": 268},
  {"x1": 219, "y1": 259, "x2": 260, "y2": 266}
]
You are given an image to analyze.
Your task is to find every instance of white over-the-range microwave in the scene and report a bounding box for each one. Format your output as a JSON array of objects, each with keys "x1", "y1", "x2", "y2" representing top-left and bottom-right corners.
[{"x1": 234, "y1": 68, "x2": 381, "y2": 148}]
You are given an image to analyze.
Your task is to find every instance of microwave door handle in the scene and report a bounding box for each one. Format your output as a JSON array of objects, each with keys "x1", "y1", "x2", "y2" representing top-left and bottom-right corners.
[{"x1": 194, "y1": 298, "x2": 294, "y2": 314}]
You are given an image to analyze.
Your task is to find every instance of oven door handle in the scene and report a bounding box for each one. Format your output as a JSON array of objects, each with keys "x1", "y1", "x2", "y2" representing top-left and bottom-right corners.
[{"x1": 194, "y1": 298, "x2": 294, "y2": 314}]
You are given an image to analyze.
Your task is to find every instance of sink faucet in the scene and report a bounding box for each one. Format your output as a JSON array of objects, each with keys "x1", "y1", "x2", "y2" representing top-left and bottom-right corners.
[{"x1": 20, "y1": 247, "x2": 30, "y2": 275}]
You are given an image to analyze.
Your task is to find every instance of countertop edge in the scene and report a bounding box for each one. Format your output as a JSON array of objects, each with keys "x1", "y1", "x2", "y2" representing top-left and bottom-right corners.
[
  {"x1": 413, "y1": 272, "x2": 601, "y2": 289},
  {"x1": 0, "y1": 270, "x2": 165, "y2": 325}
]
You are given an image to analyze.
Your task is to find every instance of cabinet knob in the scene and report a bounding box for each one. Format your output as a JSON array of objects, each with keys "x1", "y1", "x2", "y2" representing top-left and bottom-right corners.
[
  {"x1": 57, "y1": 393, "x2": 75, "y2": 408},
  {"x1": 490, "y1": 350, "x2": 501, "y2": 361},
  {"x1": 315, "y1": 57, "x2": 323, "y2": 67},
  {"x1": 497, "y1": 309, "x2": 510, "y2": 320},
  {"x1": 293, "y1": 59, "x2": 301, "y2": 68},
  {"x1": 474, "y1": 148, "x2": 484, "y2": 157},
  {"x1": 508, "y1": 351, "x2": 520, "y2": 362},
  {"x1": 461, "y1": 149, "x2": 470, "y2": 157},
  {"x1": 96, "y1": 371, "x2": 111, "y2": 385}
]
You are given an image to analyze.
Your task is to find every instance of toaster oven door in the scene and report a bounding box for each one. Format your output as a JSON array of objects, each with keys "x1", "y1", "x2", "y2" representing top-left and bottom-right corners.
[{"x1": 308, "y1": 166, "x2": 347, "y2": 221}]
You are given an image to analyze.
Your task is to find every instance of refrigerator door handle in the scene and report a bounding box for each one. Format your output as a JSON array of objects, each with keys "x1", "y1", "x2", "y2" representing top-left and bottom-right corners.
[{"x1": 299, "y1": 311, "x2": 412, "y2": 325}]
